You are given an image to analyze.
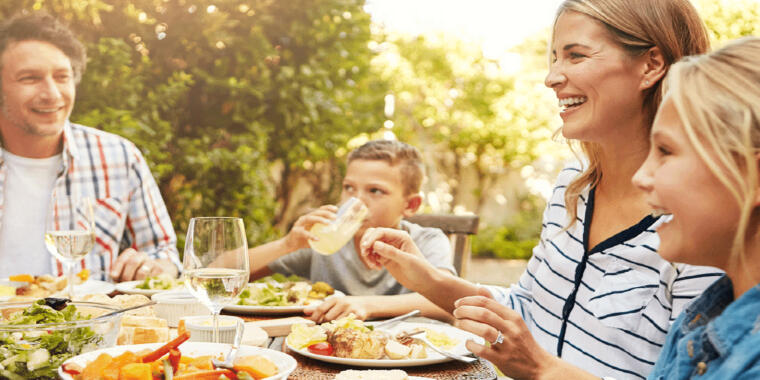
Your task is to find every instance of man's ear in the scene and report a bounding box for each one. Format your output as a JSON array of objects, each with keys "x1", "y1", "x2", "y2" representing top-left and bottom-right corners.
[
  {"x1": 640, "y1": 46, "x2": 667, "y2": 90},
  {"x1": 403, "y1": 194, "x2": 423, "y2": 217}
]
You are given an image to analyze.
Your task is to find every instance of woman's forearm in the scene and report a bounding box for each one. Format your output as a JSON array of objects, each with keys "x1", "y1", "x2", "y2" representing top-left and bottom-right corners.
[{"x1": 417, "y1": 269, "x2": 482, "y2": 313}]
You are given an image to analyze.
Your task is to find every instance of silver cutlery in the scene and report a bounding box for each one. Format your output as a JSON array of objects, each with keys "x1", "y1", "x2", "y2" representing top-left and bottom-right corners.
[
  {"x1": 404, "y1": 330, "x2": 478, "y2": 364},
  {"x1": 373, "y1": 309, "x2": 420, "y2": 330},
  {"x1": 212, "y1": 320, "x2": 244, "y2": 370}
]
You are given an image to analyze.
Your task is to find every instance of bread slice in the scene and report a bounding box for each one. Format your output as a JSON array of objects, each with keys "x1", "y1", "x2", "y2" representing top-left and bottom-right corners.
[{"x1": 117, "y1": 315, "x2": 169, "y2": 345}]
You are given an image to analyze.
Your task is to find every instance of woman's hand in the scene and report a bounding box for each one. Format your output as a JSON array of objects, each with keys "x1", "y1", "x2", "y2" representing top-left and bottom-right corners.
[
  {"x1": 359, "y1": 227, "x2": 438, "y2": 292},
  {"x1": 283, "y1": 205, "x2": 338, "y2": 251},
  {"x1": 453, "y1": 287, "x2": 559, "y2": 380}
]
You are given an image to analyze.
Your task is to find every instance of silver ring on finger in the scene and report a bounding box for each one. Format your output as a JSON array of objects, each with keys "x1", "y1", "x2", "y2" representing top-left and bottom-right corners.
[
  {"x1": 491, "y1": 330, "x2": 504, "y2": 345},
  {"x1": 138, "y1": 265, "x2": 151, "y2": 274}
]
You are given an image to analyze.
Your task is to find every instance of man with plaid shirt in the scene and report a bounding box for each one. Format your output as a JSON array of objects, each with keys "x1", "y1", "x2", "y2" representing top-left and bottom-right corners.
[{"x1": 0, "y1": 13, "x2": 180, "y2": 281}]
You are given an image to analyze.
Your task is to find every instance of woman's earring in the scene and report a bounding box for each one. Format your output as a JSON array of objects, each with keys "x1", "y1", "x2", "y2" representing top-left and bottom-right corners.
[{"x1": 645, "y1": 80, "x2": 650, "y2": 86}]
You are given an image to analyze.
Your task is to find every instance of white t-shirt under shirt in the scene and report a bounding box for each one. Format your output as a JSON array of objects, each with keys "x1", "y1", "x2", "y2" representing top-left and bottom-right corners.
[{"x1": 0, "y1": 150, "x2": 62, "y2": 278}]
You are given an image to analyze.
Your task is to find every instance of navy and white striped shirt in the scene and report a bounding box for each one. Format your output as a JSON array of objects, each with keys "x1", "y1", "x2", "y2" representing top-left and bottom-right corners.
[{"x1": 486, "y1": 164, "x2": 724, "y2": 380}]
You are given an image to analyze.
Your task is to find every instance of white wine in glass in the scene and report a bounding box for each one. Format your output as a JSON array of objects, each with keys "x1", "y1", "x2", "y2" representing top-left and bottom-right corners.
[
  {"x1": 183, "y1": 217, "x2": 249, "y2": 343},
  {"x1": 185, "y1": 268, "x2": 249, "y2": 310},
  {"x1": 44, "y1": 197, "x2": 95, "y2": 300}
]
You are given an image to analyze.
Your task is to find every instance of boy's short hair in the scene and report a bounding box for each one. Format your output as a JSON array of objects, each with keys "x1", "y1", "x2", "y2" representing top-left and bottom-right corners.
[
  {"x1": 0, "y1": 12, "x2": 86, "y2": 86},
  {"x1": 347, "y1": 140, "x2": 425, "y2": 195}
]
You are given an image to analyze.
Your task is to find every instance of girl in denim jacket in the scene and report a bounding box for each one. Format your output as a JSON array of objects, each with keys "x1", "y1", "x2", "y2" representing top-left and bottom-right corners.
[{"x1": 633, "y1": 36, "x2": 760, "y2": 380}]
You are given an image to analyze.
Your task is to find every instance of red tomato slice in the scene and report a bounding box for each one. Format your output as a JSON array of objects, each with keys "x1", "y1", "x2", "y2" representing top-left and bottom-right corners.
[
  {"x1": 61, "y1": 362, "x2": 83, "y2": 375},
  {"x1": 307, "y1": 342, "x2": 334, "y2": 356}
]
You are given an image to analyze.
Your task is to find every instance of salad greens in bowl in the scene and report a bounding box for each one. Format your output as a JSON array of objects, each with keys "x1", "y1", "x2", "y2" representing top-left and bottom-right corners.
[{"x1": 0, "y1": 299, "x2": 121, "y2": 380}]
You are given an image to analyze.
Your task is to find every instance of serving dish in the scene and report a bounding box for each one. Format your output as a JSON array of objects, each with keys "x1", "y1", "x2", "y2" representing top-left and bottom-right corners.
[
  {"x1": 58, "y1": 342, "x2": 298, "y2": 380},
  {"x1": 0, "y1": 300, "x2": 122, "y2": 379}
]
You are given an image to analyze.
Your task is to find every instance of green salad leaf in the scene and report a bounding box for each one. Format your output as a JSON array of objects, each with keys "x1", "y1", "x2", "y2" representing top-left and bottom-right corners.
[
  {"x1": 0, "y1": 300, "x2": 104, "y2": 380},
  {"x1": 254, "y1": 273, "x2": 304, "y2": 284},
  {"x1": 135, "y1": 274, "x2": 181, "y2": 290}
]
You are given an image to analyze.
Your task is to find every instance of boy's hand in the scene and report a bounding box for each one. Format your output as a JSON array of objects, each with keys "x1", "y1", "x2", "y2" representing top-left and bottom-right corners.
[
  {"x1": 359, "y1": 227, "x2": 435, "y2": 292},
  {"x1": 284, "y1": 205, "x2": 338, "y2": 251},
  {"x1": 304, "y1": 296, "x2": 372, "y2": 323}
]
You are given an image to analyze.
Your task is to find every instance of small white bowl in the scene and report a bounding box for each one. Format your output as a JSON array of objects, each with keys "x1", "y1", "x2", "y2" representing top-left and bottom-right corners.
[
  {"x1": 151, "y1": 290, "x2": 211, "y2": 327},
  {"x1": 183, "y1": 315, "x2": 244, "y2": 344}
]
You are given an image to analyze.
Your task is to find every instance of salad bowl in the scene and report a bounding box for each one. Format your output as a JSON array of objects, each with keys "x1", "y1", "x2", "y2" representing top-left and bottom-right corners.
[{"x1": 0, "y1": 299, "x2": 122, "y2": 379}]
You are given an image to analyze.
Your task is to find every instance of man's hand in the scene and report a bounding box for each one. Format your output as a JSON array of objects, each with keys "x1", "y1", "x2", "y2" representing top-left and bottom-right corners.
[
  {"x1": 282, "y1": 205, "x2": 338, "y2": 251},
  {"x1": 110, "y1": 248, "x2": 178, "y2": 282},
  {"x1": 303, "y1": 296, "x2": 373, "y2": 323}
]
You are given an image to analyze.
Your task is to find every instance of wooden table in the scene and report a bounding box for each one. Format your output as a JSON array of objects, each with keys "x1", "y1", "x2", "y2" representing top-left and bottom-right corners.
[{"x1": 226, "y1": 311, "x2": 499, "y2": 380}]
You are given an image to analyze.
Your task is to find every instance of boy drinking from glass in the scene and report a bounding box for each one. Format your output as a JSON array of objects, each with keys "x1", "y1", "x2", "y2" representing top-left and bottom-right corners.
[{"x1": 249, "y1": 139, "x2": 455, "y2": 322}]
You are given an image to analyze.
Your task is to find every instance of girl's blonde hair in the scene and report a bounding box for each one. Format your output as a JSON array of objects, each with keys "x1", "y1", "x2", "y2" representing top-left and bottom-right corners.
[
  {"x1": 552, "y1": 0, "x2": 710, "y2": 225},
  {"x1": 665, "y1": 36, "x2": 760, "y2": 271}
]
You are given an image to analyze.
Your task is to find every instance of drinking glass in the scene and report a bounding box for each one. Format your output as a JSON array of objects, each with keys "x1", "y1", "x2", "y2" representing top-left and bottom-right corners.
[
  {"x1": 183, "y1": 217, "x2": 249, "y2": 343},
  {"x1": 308, "y1": 197, "x2": 369, "y2": 255},
  {"x1": 44, "y1": 196, "x2": 95, "y2": 300}
]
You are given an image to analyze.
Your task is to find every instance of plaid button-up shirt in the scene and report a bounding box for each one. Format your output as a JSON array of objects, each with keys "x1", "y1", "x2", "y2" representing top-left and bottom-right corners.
[{"x1": 0, "y1": 121, "x2": 180, "y2": 279}]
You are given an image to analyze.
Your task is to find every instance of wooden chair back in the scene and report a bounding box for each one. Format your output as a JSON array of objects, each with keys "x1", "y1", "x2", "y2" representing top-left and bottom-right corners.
[{"x1": 404, "y1": 214, "x2": 479, "y2": 277}]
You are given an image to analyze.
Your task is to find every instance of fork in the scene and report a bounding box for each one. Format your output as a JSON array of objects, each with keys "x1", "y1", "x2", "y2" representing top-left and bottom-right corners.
[
  {"x1": 404, "y1": 330, "x2": 478, "y2": 363},
  {"x1": 211, "y1": 320, "x2": 244, "y2": 370}
]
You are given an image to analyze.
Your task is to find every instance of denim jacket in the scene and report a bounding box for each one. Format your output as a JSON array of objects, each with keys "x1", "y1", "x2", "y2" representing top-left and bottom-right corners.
[{"x1": 647, "y1": 275, "x2": 760, "y2": 379}]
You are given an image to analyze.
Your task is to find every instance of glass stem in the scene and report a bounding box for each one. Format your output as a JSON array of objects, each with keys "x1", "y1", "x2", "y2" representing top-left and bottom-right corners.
[
  {"x1": 212, "y1": 312, "x2": 220, "y2": 343},
  {"x1": 65, "y1": 261, "x2": 75, "y2": 300}
]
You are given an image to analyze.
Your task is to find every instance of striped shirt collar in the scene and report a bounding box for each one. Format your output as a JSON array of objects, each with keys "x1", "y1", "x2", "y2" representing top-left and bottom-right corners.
[{"x1": 0, "y1": 120, "x2": 79, "y2": 165}]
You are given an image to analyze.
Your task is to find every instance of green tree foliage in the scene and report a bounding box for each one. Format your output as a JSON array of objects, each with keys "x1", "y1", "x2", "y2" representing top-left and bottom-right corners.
[
  {"x1": 0, "y1": 0, "x2": 385, "y2": 246},
  {"x1": 374, "y1": 33, "x2": 556, "y2": 213},
  {"x1": 697, "y1": 0, "x2": 760, "y2": 44}
]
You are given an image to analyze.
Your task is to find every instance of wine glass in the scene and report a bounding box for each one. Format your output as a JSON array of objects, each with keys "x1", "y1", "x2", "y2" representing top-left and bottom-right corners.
[
  {"x1": 44, "y1": 196, "x2": 95, "y2": 300},
  {"x1": 183, "y1": 217, "x2": 249, "y2": 343}
]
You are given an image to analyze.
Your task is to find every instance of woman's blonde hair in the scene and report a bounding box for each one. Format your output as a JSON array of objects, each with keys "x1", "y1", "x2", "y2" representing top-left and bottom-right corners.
[
  {"x1": 665, "y1": 36, "x2": 760, "y2": 271},
  {"x1": 553, "y1": 0, "x2": 710, "y2": 225}
]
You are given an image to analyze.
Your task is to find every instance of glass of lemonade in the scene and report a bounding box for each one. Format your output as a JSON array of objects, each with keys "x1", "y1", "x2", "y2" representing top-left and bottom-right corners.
[
  {"x1": 44, "y1": 196, "x2": 95, "y2": 300},
  {"x1": 183, "y1": 217, "x2": 249, "y2": 343},
  {"x1": 309, "y1": 197, "x2": 369, "y2": 255}
]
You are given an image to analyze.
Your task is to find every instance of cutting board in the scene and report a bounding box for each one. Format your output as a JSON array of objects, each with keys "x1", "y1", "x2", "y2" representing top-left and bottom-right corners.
[{"x1": 246, "y1": 316, "x2": 315, "y2": 337}]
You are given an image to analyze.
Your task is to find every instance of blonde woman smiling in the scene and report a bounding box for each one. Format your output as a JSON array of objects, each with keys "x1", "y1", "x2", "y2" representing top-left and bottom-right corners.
[{"x1": 358, "y1": 1, "x2": 724, "y2": 379}]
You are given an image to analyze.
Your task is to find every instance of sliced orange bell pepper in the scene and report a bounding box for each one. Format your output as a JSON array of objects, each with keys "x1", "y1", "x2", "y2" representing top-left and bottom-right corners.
[{"x1": 140, "y1": 331, "x2": 190, "y2": 363}]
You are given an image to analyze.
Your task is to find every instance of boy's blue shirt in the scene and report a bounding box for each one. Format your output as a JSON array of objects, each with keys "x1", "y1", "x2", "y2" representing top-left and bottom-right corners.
[{"x1": 648, "y1": 275, "x2": 760, "y2": 379}]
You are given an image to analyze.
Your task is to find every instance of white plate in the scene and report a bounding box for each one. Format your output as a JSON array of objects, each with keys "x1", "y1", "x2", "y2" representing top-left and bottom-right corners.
[
  {"x1": 224, "y1": 289, "x2": 345, "y2": 315},
  {"x1": 2, "y1": 278, "x2": 115, "y2": 298},
  {"x1": 58, "y1": 342, "x2": 297, "y2": 380},
  {"x1": 286, "y1": 321, "x2": 481, "y2": 368},
  {"x1": 115, "y1": 280, "x2": 180, "y2": 296},
  {"x1": 75, "y1": 280, "x2": 116, "y2": 296}
]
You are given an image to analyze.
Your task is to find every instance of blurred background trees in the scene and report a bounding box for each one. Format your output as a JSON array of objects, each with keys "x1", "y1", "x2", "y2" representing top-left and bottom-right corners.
[{"x1": 2, "y1": 0, "x2": 759, "y2": 258}]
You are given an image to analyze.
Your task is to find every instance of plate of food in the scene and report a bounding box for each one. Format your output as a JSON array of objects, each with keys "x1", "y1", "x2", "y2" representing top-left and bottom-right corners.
[
  {"x1": 285, "y1": 314, "x2": 481, "y2": 367},
  {"x1": 223, "y1": 274, "x2": 344, "y2": 315},
  {"x1": 58, "y1": 341, "x2": 297, "y2": 380},
  {"x1": 4, "y1": 272, "x2": 115, "y2": 300},
  {"x1": 114, "y1": 274, "x2": 183, "y2": 296}
]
